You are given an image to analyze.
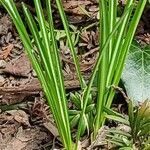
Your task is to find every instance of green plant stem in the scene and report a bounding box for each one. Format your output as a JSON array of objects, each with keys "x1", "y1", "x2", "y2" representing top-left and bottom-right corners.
[
  {"x1": 108, "y1": 0, "x2": 117, "y2": 60},
  {"x1": 94, "y1": 0, "x2": 109, "y2": 139},
  {"x1": 106, "y1": 0, "x2": 134, "y2": 87},
  {"x1": 55, "y1": 0, "x2": 85, "y2": 89},
  {"x1": 46, "y1": 1, "x2": 72, "y2": 142}
]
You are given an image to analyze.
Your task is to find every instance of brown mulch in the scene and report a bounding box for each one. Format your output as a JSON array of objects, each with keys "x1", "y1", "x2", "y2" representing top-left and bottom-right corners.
[{"x1": 0, "y1": 1, "x2": 150, "y2": 150}]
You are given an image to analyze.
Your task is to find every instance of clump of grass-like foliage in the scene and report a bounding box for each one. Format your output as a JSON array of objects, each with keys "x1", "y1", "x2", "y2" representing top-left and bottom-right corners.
[
  {"x1": 106, "y1": 100, "x2": 150, "y2": 150},
  {"x1": 0, "y1": 0, "x2": 147, "y2": 149}
]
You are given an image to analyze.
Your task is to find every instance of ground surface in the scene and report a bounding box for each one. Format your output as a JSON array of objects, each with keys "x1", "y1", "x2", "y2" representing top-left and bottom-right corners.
[{"x1": 0, "y1": 1, "x2": 150, "y2": 150}]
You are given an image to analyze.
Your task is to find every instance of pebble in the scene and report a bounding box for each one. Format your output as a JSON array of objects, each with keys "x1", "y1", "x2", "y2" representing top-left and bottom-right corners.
[
  {"x1": 0, "y1": 60, "x2": 6, "y2": 68},
  {"x1": 32, "y1": 69, "x2": 37, "y2": 77}
]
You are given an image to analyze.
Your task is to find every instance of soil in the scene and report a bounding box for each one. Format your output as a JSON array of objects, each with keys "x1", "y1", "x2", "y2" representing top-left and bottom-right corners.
[{"x1": 0, "y1": 1, "x2": 150, "y2": 150}]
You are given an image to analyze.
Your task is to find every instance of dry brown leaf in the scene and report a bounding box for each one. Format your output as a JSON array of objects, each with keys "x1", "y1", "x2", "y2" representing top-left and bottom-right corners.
[
  {"x1": 2, "y1": 53, "x2": 31, "y2": 77},
  {"x1": 63, "y1": 1, "x2": 92, "y2": 10},
  {"x1": 43, "y1": 121, "x2": 59, "y2": 138},
  {"x1": 6, "y1": 110, "x2": 30, "y2": 126},
  {"x1": 0, "y1": 44, "x2": 14, "y2": 59}
]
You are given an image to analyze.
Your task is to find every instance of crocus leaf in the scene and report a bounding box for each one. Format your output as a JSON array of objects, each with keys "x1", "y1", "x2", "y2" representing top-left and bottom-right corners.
[{"x1": 122, "y1": 41, "x2": 150, "y2": 103}]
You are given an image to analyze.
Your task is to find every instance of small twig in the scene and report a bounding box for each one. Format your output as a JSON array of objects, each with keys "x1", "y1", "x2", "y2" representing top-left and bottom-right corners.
[
  {"x1": 0, "y1": 76, "x2": 90, "y2": 95},
  {"x1": 82, "y1": 47, "x2": 99, "y2": 58}
]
